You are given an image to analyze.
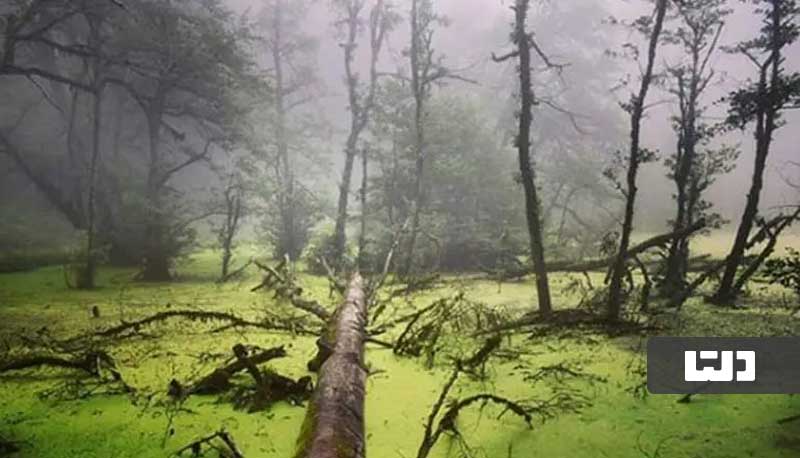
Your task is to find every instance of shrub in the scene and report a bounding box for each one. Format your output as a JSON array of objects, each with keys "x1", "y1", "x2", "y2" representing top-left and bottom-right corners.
[{"x1": 763, "y1": 248, "x2": 800, "y2": 298}]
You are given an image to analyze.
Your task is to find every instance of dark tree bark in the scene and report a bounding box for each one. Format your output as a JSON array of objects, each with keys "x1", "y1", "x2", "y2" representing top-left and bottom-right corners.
[
  {"x1": 81, "y1": 13, "x2": 106, "y2": 289},
  {"x1": 140, "y1": 98, "x2": 172, "y2": 282},
  {"x1": 218, "y1": 179, "x2": 244, "y2": 281},
  {"x1": 711, "y1": 0, "x2": 799, "y2": 304},
  {"x1": 82, "y1": 85, "x2": 102, "y2": 288},
  {"x1": 509, "y1": 0, "x2": 553, "y2": 316},
  {"x1": 606, "y1": 0, "x2": 669, "y2": 321},
  {"x1": 293, "y1": 274, "x2": 367, "y2": 458},
  {"x1": 661, "y1": 2, "x2": 726, "y2": 298},
  {"x1": 493, "y1": 0, "x2": 553, "y2": 316}
]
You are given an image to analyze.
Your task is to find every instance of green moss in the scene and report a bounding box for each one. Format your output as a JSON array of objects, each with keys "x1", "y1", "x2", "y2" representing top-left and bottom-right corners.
[
  {"x1": 291, "y1": 399, "x2": 317, "y2": 458},
  {"x1": 1, "y1": 250, "x2": 800, "y2": 457}
]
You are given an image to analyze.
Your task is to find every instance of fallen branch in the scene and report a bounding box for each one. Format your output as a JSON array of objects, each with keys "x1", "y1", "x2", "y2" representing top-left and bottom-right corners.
[
  {"x1": 319, "y1": 257, "x2": 346, "y2": 295},
  {"x1": 487, "y1": 219, "x2": 707, "y2": 281},
  {"x1": 1, "y1": 350, "x2": 112, "y2": 376},
  {"x1": 367, "y1": 217, "x2": 410, "y2": 298},
  {"x1": 91, "y1": 310, "x2": 271, "y2": 340},
  {"x1": 1, "y1": 350, "x2": 134, "y2": 399},
  {"x1": 417, "y1": 337, "x2": 507, "y2": 458},
  {"x1": 217, "y1": 259, "x2": 253, "y2": 283},
  {"x1": 253, "y1": 260, "x2": 331, "y2": 321},
  {"x1": 188, "y1": 345, "x2": 287, "y2": 395},
  {"x1": 670, "y1": 211, "x2": 799, "y2": 308},
  {"x1": 175, "y1": 430, "x2": 244, "y2": 458}
]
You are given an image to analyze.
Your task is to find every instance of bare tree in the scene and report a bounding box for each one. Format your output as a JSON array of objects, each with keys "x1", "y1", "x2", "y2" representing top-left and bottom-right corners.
[
  {"x1": 258, "y1": 0, "x2": 320, "y2": 260},
  {"x1": 331, "y1": 0, "x2": 394, "y2": 270},
  {"x1": 492, "y1": 0, "x2": 562, "y2": 316},
  {"x1": 217, "y1": 175, "x2": 245, "y2": 282},
  {"x1": 0, "y1": 0, "x2": 119, "y2": 288},
  {"x1": 401, "y1": 0, "x2": 461, "y2": 277},
  {"x1": 105, "y1": 1, "x2": 252, "y2": 281},
  {"x1": 607, "y1": 0, "x2": 669, "y2": 321}
]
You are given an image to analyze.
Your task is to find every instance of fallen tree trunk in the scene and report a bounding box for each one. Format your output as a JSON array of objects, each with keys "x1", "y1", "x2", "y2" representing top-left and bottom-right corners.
[
  {"x1": 488, "y1": 219, "x2": 707, "y2": 280},
  {"x1": 294, "y1": 274, "x2": 367, "y2": 458}
]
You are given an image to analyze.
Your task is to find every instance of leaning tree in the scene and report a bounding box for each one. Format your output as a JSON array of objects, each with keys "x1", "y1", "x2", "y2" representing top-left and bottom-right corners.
[
  {"x1": 606, "y1": 0, "x2": 670, "y2": 321},
  {"x1": 711, "y1": 0, "x2": 800, "y2": 304}
]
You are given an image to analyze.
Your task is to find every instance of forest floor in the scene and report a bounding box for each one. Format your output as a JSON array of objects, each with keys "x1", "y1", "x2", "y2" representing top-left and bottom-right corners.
[{"x1": 1, "y1": 246, "x2": 800, "y2": 458}]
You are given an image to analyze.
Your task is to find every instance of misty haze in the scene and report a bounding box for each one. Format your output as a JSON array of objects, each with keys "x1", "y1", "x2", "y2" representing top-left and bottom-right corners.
[{"x1": 1, "y1": 0, "x2": 799, "y2": 457}]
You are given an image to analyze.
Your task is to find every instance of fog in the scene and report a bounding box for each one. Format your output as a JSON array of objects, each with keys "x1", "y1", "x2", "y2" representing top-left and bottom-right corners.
[
  {"x1": 3, "y1": 2, "x2": 800, "y2": 456},
  {"x1": 1, "y1": 0, "x2": 798, "y2": 272},
  {"x1": 223, "y1": 0, "x2": 800, "y2": 228}
]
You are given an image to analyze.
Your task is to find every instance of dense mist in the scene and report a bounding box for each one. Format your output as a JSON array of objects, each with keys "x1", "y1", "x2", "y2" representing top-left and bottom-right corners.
[{"x1": 1, "y1": 1, "x2": 800, "y2": 457}]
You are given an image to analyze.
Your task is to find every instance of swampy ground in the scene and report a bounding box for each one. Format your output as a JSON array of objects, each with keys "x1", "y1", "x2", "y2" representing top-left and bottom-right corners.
[{"x1": 1, "y1": 239, "x2": 800, "y2": 458}]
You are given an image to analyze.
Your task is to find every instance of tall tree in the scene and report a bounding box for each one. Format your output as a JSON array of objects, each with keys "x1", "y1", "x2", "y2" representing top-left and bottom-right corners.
[
  {"x1": 257, "y1": 0, "x2": 320, "y2": 260},
  {"x1": 108, "y1": 0, "x2": 252, "y2": 281},
  {"x1": 492, "y1": 0, "x2": 559, "y2": 316},
  {"x1": 606, "y1": 0, "x2": 669, "y2": 321},
  {"x1": 82, "y1": 10, "x2": 107, "y2": 288},
  {"x1": 330, "y1": 0, "x2": 394, "y2": 270},
  {"x1": 660, "y1": 0, "x2": 732, "y2": 297},
  {"x1": 711, "y1": 0, "x2": 800, "y2": 304},
  {"x1": 400, "y1": 0, "x2": 448, "y2": 276},
  {"x1": 0, "y1": 0, "x2": 120, "y2": 287}
]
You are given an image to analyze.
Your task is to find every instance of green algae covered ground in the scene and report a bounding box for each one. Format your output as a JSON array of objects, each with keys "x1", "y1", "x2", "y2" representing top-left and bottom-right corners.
[{"x1": 1, "y1": 250, "x2": 800, "y2": 458}]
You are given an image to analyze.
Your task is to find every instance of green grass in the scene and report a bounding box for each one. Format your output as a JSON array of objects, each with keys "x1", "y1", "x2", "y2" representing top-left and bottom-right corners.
[{"x1": 1, "y1": 249, "x2": 800, "y2": 457}]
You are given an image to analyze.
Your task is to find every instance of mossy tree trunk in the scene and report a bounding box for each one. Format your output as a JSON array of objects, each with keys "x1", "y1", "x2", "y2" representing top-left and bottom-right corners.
[{"x1": 294, "y1": 274, "x2": 367, "y2": 458}]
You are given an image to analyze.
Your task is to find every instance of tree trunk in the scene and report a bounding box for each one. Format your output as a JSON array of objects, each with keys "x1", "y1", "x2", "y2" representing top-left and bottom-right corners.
[
  {"x1": 712, "y1": 31, "x2": 780, "y2": 304},
  {"x1": 332, "y1": 1, "x2": 364, "y2": 268},
  {"x1": 140, "y1": 99, "x2": 171, "y2": 282},
  {"x1": 401, "y1": 0, "x2": 425, "y2": 278},
  {"x1": 271, "y1": 0, "x2": 297, "y2": 260},
  {"x1": 293, "y1": 274, "x2": 367, "y2": 458},
  {"x1": 358, "y1": 147, "x2": 368, "y2": 271},
  {"x1": 81, "y1": 85, "x2": 103, "y2": 289},
  {"x1": 663, "y1": 74, "x2": 698, "y2": 295},
  {"x1": 512, "y1": 0, "x2": 553, "y2": 316},
  {"x1": 220, "y1": 184, "x2": 241, "y2": 281},
  {"x1": 606, "y1": 0, "x2": 668, "y2": 321}
]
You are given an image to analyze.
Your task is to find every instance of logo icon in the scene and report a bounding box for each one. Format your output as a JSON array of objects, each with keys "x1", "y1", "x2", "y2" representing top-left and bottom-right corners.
[{"x1": 684, "y1": 350, "x2": 755, "y2": 382}]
